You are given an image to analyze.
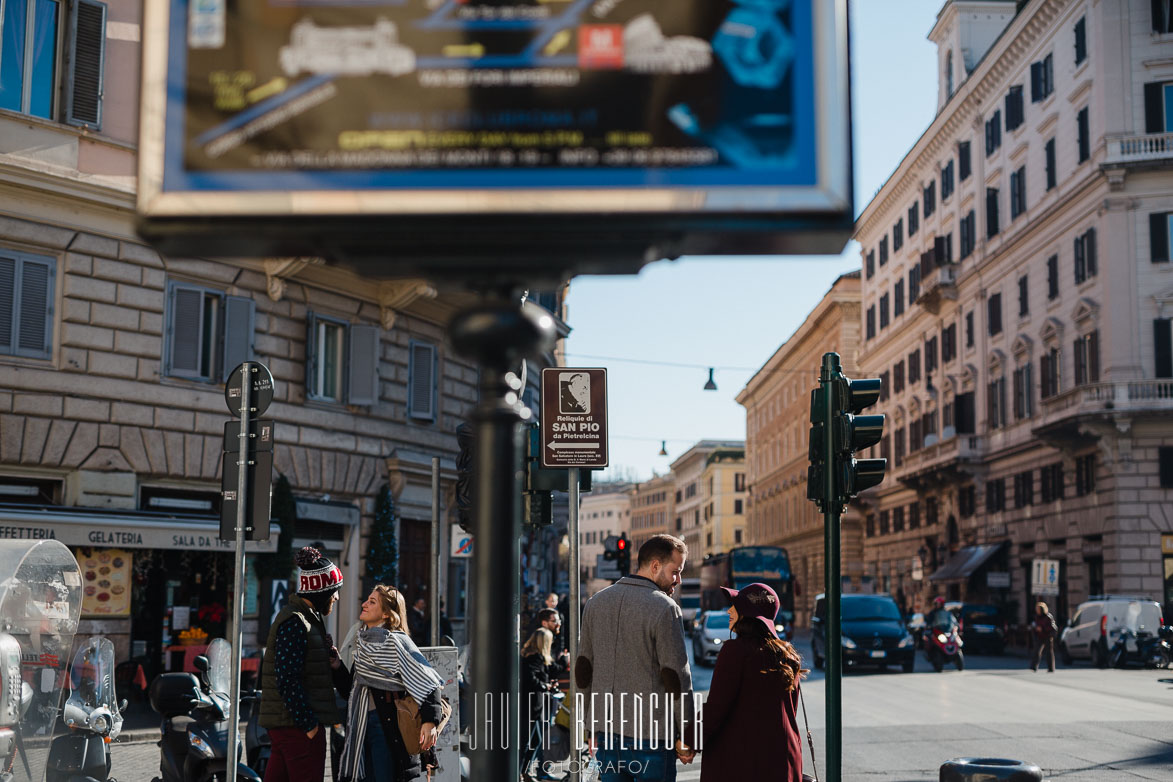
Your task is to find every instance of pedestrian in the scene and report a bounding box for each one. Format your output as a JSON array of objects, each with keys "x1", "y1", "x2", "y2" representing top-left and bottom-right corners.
[
  {"x1": 575, "y1": 533, "x2": 696, "y2": 782},
  {"x1": 1031, "y1": 601, "x2": 1058, "y2": 672},
  {"x1": 408, "y1": 597, "x2": 428, "y2": 646},
  {"x1": 520, "y1": 627, "x2": 561, "y2": 781},
  {"x1": 700, "y1": 583, "x2": 806, "y2": 782},
  {"x1": 535, "y1": 608, "x2": 568, "y2": 674},
  {"x1": 260, "y1": 547, "x2": 345, "y2": 782},
  {"x1": 337, "y1": 585, "x2": 445, "y2": 782}
]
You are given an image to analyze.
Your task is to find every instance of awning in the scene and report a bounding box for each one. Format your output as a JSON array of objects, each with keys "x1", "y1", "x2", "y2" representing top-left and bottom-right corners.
[
  {"x1": 929, "y1": 542, "x2": 1005, "y2": 582},
  {"x1": 0, "y1": 505, "x2": 280, "y2": 553}
]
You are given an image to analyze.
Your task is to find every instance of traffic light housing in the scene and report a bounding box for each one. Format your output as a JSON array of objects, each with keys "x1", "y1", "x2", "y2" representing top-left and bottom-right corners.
[
  {"x1": 455, "y1": 423, "x2": 475, "y2": 534},
  {"x1": 524, "y1": 424, "x2": 553, "y2": 527},
  {"x1": 807, "y1": 362, "x2": 887, "y2": 512},
  {"x1": 616, "y1": 533, "x2": 631, "y2": 576}
]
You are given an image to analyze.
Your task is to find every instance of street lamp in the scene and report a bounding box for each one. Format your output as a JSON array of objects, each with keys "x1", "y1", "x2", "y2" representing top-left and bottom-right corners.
[
  {"x1": 658, "y1": 440, "x2": 668, "y2": 456},
  {"x1": 704, "y1": 367, "x2": 717, "y2": 391}
]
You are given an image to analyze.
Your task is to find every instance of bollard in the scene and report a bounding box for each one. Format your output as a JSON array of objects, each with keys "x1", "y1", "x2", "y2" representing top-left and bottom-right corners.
[{"x1": 940, "y1": 757, "x2": 1043, "y2": 782}]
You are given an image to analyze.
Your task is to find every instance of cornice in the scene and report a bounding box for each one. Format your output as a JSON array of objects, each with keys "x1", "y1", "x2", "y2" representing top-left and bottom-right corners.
[{"x1": 0, "y1": 159, "x2": 135, "y2": 214}]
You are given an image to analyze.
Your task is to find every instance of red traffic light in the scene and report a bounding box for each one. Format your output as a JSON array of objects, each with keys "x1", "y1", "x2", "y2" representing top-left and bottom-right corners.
[{"x1": 617, "y1": 538, "x2": 626, "y2": 550}]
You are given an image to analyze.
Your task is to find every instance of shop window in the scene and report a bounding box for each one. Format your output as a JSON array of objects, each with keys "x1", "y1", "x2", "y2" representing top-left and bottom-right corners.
[
  {"x1": 0, "y1": 249, "x2": 55, "y2": 360},
  {"x1": 165, "y1": 282, "x2": 256, "y2": 383}
]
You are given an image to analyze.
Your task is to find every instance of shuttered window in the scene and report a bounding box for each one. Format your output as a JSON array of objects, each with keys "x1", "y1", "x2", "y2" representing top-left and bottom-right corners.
[
  {"x1": 1151, "y1": 213, "x2": 1170, "y2": 264},
  {"x1": 305, "y1": 311, "x2": 347, "y2": 402},
  {"x1": 1154, "y1": 319, "x2": 1172, "y2": 378},
  {"x1": 408, "y1": 340, "x2": 437, "y2": 420},
  {"x1": 0, "y1": 250, "x2": 56, "y2": 359},
  {"x1": 221, "y1": 295, "x2": 256, "y2": 381},
  {"x1": 65, "y1": 0, "x2": 106, "y2": 128},
  {"x1": 165, "y1": 282, "x2": 250, "y2": 382},
  {"x1": 0, "y1": 0, "x2": 60, "y2": 119},
  {"x1": 346, "y1": 324, "x2": 380, "y2": 406}
]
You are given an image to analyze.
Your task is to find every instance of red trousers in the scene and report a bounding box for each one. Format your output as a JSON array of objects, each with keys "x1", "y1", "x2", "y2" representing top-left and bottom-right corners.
[{"x1": 264, "y1": 726, "x2": 327, "y2": 782}]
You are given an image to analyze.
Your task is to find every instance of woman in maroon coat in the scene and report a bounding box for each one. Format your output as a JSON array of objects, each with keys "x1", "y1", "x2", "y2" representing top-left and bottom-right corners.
[{"x1": 697, "y1": 583, "x2": 806, "y2": 782}]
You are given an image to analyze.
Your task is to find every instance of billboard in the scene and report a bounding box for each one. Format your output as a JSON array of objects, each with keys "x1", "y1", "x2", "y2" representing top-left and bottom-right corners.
[{"x1": 138, "y1": 0, "x2": 851, "y2": 264}]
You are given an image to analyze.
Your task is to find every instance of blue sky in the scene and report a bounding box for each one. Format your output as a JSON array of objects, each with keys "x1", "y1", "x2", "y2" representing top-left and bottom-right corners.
[{"x1": 564, "y1": 0, "x2": 946, "y2": 481}]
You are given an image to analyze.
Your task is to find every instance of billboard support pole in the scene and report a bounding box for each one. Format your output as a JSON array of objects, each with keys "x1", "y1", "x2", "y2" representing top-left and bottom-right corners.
[
  {"x1": 567, "y1": 466, "x2": 581, "y2": 782},
  {"x1": 821, "y1": 352, "x2": 842, "y2": 782},
  {"x1": 450, "y1": 296, "x2": 554, "y2": 782}
]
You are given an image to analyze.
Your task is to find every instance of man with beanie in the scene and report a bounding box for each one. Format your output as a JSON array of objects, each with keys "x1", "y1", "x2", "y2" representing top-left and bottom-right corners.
[{"x1": 260, "y1": 547, "x2": 345, "y2": 782}]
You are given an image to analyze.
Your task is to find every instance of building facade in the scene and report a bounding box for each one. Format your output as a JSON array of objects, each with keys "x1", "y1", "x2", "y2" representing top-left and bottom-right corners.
[
  {"x1": 854, "y1": 0, "x2": 1173, "y2": 624},
  {"x1": 699, "y1": 448, "x2": 748, "y2": 557},
  {"x1": 670, "y1": 439, "x2": 744, "y2": 576},
  {"x1": 737, "y1": 272, "x2": 864, "y2": 626},
  {"x1": 628, "y1": 473, "x2": 674, "y2": 553},
  {"x1": 577, "y1": 482, "x2": 631, "y2": 593}
]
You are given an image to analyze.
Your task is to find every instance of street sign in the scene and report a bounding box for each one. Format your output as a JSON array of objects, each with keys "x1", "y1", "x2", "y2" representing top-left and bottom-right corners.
[
  {"x1": 137, "y1": 0, "x2": 853, "y2": 270},
  {"x1": 450, "y1": 525, "x2": 472, "y2": 558},
  {"x1": 222, "y1": 420, "x2": 275, "y2": 453},
  {"x1": 596, "y1": 554, "x2": 621, "y2": 580},
  {"x1": 987, "y1": 571, "x2": 1010, "y2": 589},
  {"x1": 225, "y1": 363, "x2": 274, "y2": 417},
  {"x1": 1031, "y1": 558, "x2": 1060, "y2": 596},
  {"x1": 219, "y1": 450, "x2": 273, "y2": 541},
  {"x1": 540, "y1": 368, "x2": 608, "y2": 469},
  {"x1": 911, "y1": 556, "x2": 923, "y2": 582}
]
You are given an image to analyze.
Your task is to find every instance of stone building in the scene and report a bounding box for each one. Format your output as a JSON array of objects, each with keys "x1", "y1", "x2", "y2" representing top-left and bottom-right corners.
[
  {"x1": 628, "y1": 472, "x2": 674, "y2": 553},
  {"x1": 699, "y1": 447, "x2": 748, "y2": 558},
  {"x1": 577, "y1": 481, "x2": 631, "y2": 594},
  {"x1": 853, "y1": 0, "x2": 1173, "y2": 623},
  {"x1": 669, "y1": 439, "x2": 744, "y2": 576},
  {"x1": 737, "y1": 272, "x2": 864, "y2": 626}
]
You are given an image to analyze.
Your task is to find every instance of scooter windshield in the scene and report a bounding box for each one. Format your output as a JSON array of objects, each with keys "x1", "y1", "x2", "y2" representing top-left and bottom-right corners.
[
  {"x1": 205, "y1": 638, "x2": 232, "y2": 695},
  {"x1": 67, "y1": 637, "x2": 117, "y2": 711}
]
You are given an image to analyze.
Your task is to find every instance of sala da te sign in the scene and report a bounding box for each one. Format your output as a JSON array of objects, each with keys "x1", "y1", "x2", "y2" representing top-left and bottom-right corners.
[
  {"x1": 136, "y1": 0, "x2": 852, "y2": 265},
  {"x1": 541, "y1": 368, "x2": 608, "y2": 469}
]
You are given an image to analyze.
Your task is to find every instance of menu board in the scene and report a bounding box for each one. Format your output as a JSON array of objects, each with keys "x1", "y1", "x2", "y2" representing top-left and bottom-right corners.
[
  {"x1": 142, "y1": 0, "x2": 847, "y2": 216},
  {"x1": 77, "y1": 549, "x2": 133, "y2": 617}
]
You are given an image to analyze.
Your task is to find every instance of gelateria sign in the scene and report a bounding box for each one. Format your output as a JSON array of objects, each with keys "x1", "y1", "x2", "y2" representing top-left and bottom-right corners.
[{"x1": 0, "y1": 513, "x2": 278, "y2": 553}]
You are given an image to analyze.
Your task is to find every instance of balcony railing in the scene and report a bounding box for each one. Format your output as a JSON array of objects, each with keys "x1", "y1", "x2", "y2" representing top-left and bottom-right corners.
[
  {"x1": 895, "y1": 431, "x2": 982, "y2": 478},
  {"x1": 1104, "y1": 132, "x2": 1173, "y2": 165},
  {"x1": 1038, "y1": 380, "x2": 1173, "y2": 427}
]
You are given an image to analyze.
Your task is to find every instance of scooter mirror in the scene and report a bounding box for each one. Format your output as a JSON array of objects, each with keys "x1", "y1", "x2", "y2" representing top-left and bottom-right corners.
[
  {"x1": 119, "y1": 699, "x2": 128, "y2": 712},
  {"x1": 193, "y1": 656, "x2": 210, "y2": 673}
]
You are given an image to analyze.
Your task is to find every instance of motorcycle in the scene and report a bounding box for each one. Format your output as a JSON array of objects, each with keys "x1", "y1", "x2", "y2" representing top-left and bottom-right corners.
[
  {"x1": 148, "y1": 638, "x2": 261, "y2": 782},
  {"x1": 46, "y1": 636, "x2": 125, "y2": 782},
  {"x1": 1109, "y1": 627, "x2": 1172, "y2": 669},
  {"x1": 924, "y1": 623, "x2": 965, "y2": 672}
]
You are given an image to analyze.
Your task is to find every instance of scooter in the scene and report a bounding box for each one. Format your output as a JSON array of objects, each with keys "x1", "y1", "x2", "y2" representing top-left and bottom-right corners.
[
  {"x1": 46, "y1": 636, "x2": 125, "y2": 782},
  {"x1": 148, "y1": 638, "x2": 261, "y2": 782},
  {"x1": 925, "y1": 623, "x2": 965, "y2": 672}
]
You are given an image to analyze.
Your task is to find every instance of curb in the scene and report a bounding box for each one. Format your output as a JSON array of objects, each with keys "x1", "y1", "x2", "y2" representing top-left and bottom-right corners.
[{"x1": 115, "y1": 728, "x2": 159, "y2": 745}]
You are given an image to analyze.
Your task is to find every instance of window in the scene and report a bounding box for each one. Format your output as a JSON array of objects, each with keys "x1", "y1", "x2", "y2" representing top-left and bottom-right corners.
[
  {"x1": 1073, "y1": 331, "x2": 1100, "y2": 386},
  {"x1": 926, "y1": 496, "x2": 939, "y2": 525},
  {"x1": 1014, "y1": 471, "x2": 1034, "y2": 508},
  {"x1": 893, "y1": 360, "x2": 905, "y2": 393},
  {"x1": 894, "y1": 280, "x2": 905, "y2": 317},
  {"x1": 1074, "y1": 453, "x2": 1096, "y2": 497},
  {"x1": 1045, "y1": 138, "x2": 1057, "y2": 191},
  {"x1": 988, "y1": 293, "x2": 1003, "y2": 336},
  {"x1": 866, "y1": 306, "x2": 876, "y2": 340},
  {"x1": 894, "y1": 428, "x2": 905, "y2": 467},
  {"x1": 934, "y1": 233, "x2": 953, "y2": 266},
  {"x1": 879, "y1": 510, "x2": 890, "y2": 536},
  {"x1": 734, "y1": 500, "x2": 743, "y2": 515},
  {"x1": 1013, "y1": 363, "x2": 1033, "y2": 420},
  {"x1": 909, "y1": 264, "x2": 921, "y2": 302},
  {"x1": 1077, "y1": 107, "x2": 1090, "y2": 163},
  {"x1": 1005, "y1": 85, "x2": 1025, "y2": 131},
  {"x1": 879, "y1": 237, "x2": 889, "y2": 266},
  {"x1": 866, "y1": 514, "x2": 876, "y2": 537},
  {"x1": 958, "y1": 141, "x2": 972, "y2": 181},
  {"x1": 1074, "y1": 16, "x2": 1087, "y2": 64},
  {"x1": 0, "y1": 250, "x2": 56, "y2": 360},
  {"x1": 986, "y1": 478, "x2": 1006, "y2": 512},
  {"x1": 966, "y1": 311, "x2": 975, "y2": 348},
  {"x1": 925, "y1": 336, "x2": 938, "y2": 374},
  {"x1": 958, "y1": 486, "x2": 976, "y2": 518},
  {"x1": 942, "y1": 324, "x2": 957, "y2": 363},
  {"x1": 986, "y1": 187, "x2": 1000, "y2": 238},
  {"x1": 308, "y1": 314, "x2": 344, "y2": 402},
  {"x1": 987, "y1": 377, "x2": 1006, "y2": 429},
  {"x1": 1150, "y1": 213, "x2": 1171, "y2": 263},
  {"x1": 1156, "y1": 318, "x2": 1173, "y2": 378},
  {"x1": 1040, "y1": 346, "x2": 1061, "y2": 399},
  {"x1": 866, "y1": 250, "x2": 875, "y2": 279},
  {"x1": 893, "y1": 219, "x2": 904, "y2": 252},
  {"x1": 879, "y1": 294, "x2": 890, "y2": 329},
  {"x1": 735, "y1": 473, "x2": 746, "y2": 491},
  {"x1": 941, "y1": 160, "x2": 955, "y2": 201},
  {"x1": 923, "y1": 408, "x2": 937, "y2": 438},
  {"x1": 734, "y1": 529, "x2": 743, "y2": 543},
  {"x1": 1074, "y1": 228, "x2": 1097, "y2": 284},
  {"x1": 909, "y1": 202, "x2": 919, "y2": 236},
  {"x1": 1018, "y1": 274, "x2": 1029, "y2": 317},
  {"x1": 1154, "y1": 1, "x2": 1173, "y2": 33},
  {"x1": 893, "y1": 505, "x2": 905, "y2": 532},
  {"x1": 909, "y1": 501, "x2": 921, "y2": 528},
  {"x1": 0, "y1": 0, "x2": 107, "y2": 126},
  {"x1": 909, "y1": 418, "x2": 922, "y2": 453},
  {"x1": 924, "y1": 182, "x2": 936, "y2": 218},
  {"x1": 1040, "y1": 463, "x2": 1064, "y2": 502},
  {"x1": 1047, "y1": 255, "x2": 1059, "y2": 300},
  {"x1": 960, "y1": 210, "x2": 976, "y2": 259},
  {"x1": 985, "y1": 111, "x2": 1002, "y2": 156},
  {"x1": 1160, "y1": 448, "x2": 1173, "y2": 488},
  {"x1": 1030, "y1": 53, "x2": 1054, "y2": 102},
  {"x1": 908, "y1": 348, "x2": 921, "y2": 384},
  {"x1": 1010, "y1": 167, "x2": 1026, "y2": 220},
  {"x1": 1143, "y1": 81, "x2": 1173, "y2": 133},
  {"x1": 165, "y1": 282, "x2": 256, "y2": 382},
  {"x1": 879, "y1": 371, "x2": 890, "y2": 402}
]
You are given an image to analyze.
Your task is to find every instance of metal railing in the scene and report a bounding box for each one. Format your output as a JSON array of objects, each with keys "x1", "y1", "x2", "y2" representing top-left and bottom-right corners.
[
  {"x1": 1104, "y1": 132, "x2": 1173, "y2": 165},
  {"x1": 1039, "y1": 380, "x2": 1173, "y2": 425}
]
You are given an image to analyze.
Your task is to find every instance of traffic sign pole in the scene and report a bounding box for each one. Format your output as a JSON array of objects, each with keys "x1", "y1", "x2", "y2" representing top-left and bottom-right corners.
[
  {"x1": 227, "y1": 361, "x2": 252, "y2": 782},
  {"x1": 567, "y1": 466, "x2": 581, "y2": 782}
]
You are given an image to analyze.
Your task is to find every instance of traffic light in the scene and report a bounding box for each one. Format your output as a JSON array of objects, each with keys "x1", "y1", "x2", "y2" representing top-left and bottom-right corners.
[
  {"x1": 455, "y1": 423, "x2": 475, "y2": 533},
  {"x1": 616, "y1": 533, "x2": 631, "y2": 576},
  {"x1": 807, "y1": 362, "x2": 887, "y2": 512},
  {"x1": 523, "y1": 424, "x2": 553, "y2": 527}
]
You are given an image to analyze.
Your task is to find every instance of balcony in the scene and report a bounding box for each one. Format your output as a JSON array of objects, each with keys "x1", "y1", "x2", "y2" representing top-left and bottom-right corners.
[
  {"x1": 915, "y1": 238, "x2": 958, "y2": 314},
  {"x1": 1034, "y1": 380, "x2": 1173, "y2": 443},
  {"x1": 1104, "y1": 132, "x2": 1173, "y2": 167},
  {"x1": 897, "y1": 431, "x2": 983, "y2": 489}
]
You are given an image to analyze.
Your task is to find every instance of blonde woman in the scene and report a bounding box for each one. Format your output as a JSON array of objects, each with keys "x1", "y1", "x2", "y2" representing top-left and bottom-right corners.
[
  {"x1": 337, "y1": 586, "x2": 444, "y2": 782},
  {"x1": 520, "y1": 628, "x2": 560, "y2": 781}
]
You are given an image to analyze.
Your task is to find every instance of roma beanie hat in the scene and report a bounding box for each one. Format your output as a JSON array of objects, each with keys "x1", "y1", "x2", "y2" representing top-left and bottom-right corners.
[{"x1": 295, "y1": 546, "x2": 344, "y2": 594}]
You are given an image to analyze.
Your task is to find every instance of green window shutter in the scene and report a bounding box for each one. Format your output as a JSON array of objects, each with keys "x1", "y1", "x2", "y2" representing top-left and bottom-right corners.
[
  {"x1": 408, "y1": 340, "x2": 436, "y2": 420},
  {"x1": 17, "y1": 257, "x2": 54, "y2": 357},
  {"x1": 346, "y1": 324, "x2": 379, "y2": 406},
  {"x1": 221, "y1": 294, "x2": 256, "y2": 381},
  {"x1": 65, "y1": 0, "x2": 107, "y2": 129}
]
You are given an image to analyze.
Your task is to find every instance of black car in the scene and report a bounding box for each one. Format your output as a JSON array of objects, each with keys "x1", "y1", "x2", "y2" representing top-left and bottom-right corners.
[
  {"x1": 953, "y1": 602, "x2": 1007, "y2": 654},
  {"x1": 811, "y1": 593, "x2": 917, "y2": 672}
]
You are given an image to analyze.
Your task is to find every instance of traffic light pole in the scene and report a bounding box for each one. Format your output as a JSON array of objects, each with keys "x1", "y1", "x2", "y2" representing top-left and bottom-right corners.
[
  {"x1": 820, "y1": 352, "x2": 843, "y2": 782},
  {"x1": 450, "y1": 297, "x2": 555, "y2": 782}
]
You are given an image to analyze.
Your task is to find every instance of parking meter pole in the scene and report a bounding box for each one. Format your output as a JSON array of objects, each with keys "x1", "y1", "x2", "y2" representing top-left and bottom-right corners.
[
  {"x1": 431, "y1": 457, "x2": 441, "y2": 646},
  {"x1": 450, "y1": 298, "x2": 554, "y2": 782},
  {"x1": 567, "y1": 466, "x2": 581, "y2": 782},
  {"x1": 227, "y1": 361, "x2": 251, "y2": 782},
  {"x1": 821, "y1": 352, "x2": 842, "y2": 782}
]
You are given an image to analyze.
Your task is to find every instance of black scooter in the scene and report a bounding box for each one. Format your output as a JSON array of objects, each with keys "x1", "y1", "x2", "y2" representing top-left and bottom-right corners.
[
  {"x1": 46, "y1": 636, "x2": 125, "y2": 782},
  {"x1": 148, "y1": 638, "x2": 261, "y2": 782}
]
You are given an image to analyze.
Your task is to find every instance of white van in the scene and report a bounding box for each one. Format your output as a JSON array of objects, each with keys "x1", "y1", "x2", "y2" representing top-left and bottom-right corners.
[
  {"x1": 675, "y1": 577, "x2": 701, "y2": 635},
  {"x1": 1058, "y1": 596, "x2": 1164, "y2": 666}
]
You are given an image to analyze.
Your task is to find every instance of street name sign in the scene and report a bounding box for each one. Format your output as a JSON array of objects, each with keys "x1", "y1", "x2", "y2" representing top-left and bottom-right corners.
[
  {"x1": 1031, "y1": 558, "x2": 1060, "y2": 596},
  {"x1": 541, "y1": 367, "x2": 607, "y2": 469},
  {"x1": 225, "y1": 363, "x2": 275, "y2": 417}
]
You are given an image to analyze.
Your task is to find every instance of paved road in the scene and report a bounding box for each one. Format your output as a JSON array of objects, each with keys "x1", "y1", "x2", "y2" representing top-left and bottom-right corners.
[{"x1": 107, "y1": 634, "x2": 1173, "y2": 781}]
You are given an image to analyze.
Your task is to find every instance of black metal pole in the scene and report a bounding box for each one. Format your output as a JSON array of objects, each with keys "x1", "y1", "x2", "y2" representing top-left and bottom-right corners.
[
  {"x1": 821, "y1": 351, "x2": 842, "y2": 782},
  {"x1": 450, "y1": 297, "x2": 555, "y2": 782}
]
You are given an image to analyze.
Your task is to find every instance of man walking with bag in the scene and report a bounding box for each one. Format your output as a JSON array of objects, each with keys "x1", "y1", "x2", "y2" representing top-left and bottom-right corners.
[{"x1": 575, "y1": 534, "x2": 697, "y2": 782}]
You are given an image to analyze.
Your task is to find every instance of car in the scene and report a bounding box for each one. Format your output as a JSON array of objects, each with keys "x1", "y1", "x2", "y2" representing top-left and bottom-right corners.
[
  {"x1": 692, "y1": 610, "x2": 731, "y2": 666},
  {"x1": 953, "y1": 603, "x2": 1008, "y2": 654},
  {"x1": 1058, "y1": 595, "x2": 1164, "y2": 666},
  {"x1": 811, "y1": 593, "x2": 917, "y2": 673}
]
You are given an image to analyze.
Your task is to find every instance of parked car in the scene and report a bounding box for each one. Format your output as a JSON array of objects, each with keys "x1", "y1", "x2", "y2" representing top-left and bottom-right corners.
[
  {"x1": 953, "y1": 603, "x2": 1008, "y2": 654},
  {"x1": 811, "y1": 593, "x2": 916, "y2": 673},
  {"x1": 692, "y1": 610, "x2": 731, "y2": 666},
  {"x1": 1058, "y1": 596, "x2": 1164, "y2": 667}
]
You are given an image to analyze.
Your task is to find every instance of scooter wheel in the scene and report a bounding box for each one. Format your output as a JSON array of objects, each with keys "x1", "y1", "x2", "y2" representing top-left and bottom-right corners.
[
  {"x1": 939, "y1": 757, "x2": 1043, "y2": 782},
  {"x1": 954, "y1": 650, "x2": 965, "y2": 672}
]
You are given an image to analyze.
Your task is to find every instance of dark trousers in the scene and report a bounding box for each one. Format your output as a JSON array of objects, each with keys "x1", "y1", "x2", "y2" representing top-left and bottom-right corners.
[
  {"x1": 265, "y1": 726, "x2": 327, "y2": 782},
  {"x1": 361, "y1": 710, "x2": 393, "y2": 782},
  {"x1": 1032, "y1": 638, "x2": 1055, "y2": 671}
]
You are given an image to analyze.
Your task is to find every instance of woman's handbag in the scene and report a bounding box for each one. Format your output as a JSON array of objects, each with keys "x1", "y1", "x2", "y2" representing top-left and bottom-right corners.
[
  {"x1": 395, "y1": 692, "x2": 453, "y2": 755},
  {"x1": 798, "y1": 685, "x2": 819, "y2": 782}
]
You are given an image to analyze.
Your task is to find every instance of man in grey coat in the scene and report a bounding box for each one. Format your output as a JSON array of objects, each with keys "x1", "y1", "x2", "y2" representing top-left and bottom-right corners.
[{"x1": 575, "y1": 534, "x2": 697, "y2": 782}]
